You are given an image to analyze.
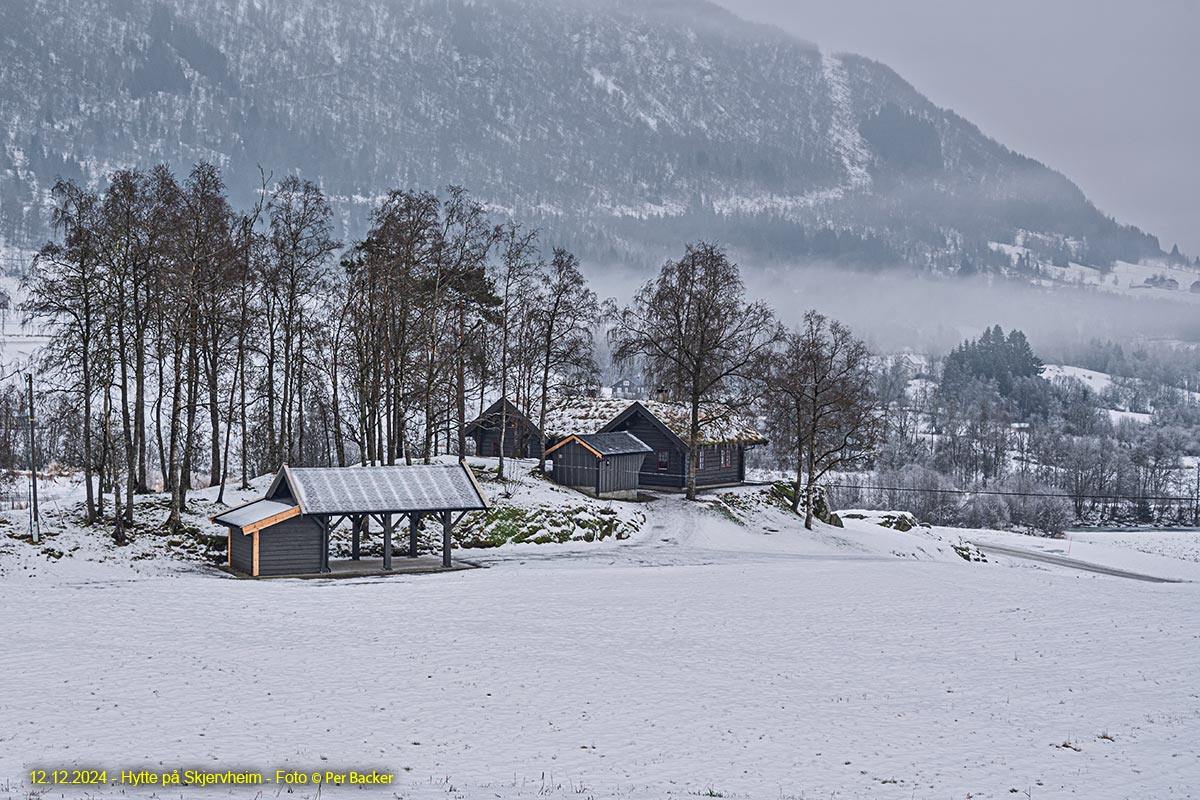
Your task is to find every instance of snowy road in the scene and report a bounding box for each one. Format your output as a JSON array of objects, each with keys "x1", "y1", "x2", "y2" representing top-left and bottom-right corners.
[{"x1": 972, "y1": 540, "x2": 1187, "y2": 583}]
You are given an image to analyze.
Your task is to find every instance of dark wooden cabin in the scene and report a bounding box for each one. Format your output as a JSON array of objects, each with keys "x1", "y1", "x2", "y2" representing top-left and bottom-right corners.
[
  {"x1": 599, "y1": 401, "x2": 765, "y2": 491},
  {"x1": 464, "y1": 398, "x2": 545, "y2": 458},
  {"x1": 213, "y1": 463, "x2": 489, "y2": 577},
  {"x1": 546, "y1": 432, "x2": 652, "y2": 500}
]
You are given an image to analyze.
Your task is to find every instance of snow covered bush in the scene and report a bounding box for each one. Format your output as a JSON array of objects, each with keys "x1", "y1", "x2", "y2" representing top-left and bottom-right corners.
[
  {"x1": 874, "y1": 465, "x2": 960, "y2": 525},
  {"x1": 961, "y1": 491, "x2": 1010, "y2": 530},
  {"x1": 1000, "y1": 475, "x2": 1075, "y2": 536}
]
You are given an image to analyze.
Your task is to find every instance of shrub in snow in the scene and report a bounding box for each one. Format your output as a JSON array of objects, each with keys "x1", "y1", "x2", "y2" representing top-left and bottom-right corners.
[
  {"x1": 961, "y1": 491, "x2": 1010, "y2": 530},
  {"x1": 770, "y1": 482, "x2": 841, "y2": 525},
  {"x1": 1000, "y1": 475, "x2": 1075, "y2": 536},
  {"x1": 875, "y1": 464, "x2": 961, "y2": 525}
]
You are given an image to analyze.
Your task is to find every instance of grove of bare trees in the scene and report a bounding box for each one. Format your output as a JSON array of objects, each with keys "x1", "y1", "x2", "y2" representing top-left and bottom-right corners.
[{"x1": 23, "y1": 165, "x2": 608, "y2": 539}]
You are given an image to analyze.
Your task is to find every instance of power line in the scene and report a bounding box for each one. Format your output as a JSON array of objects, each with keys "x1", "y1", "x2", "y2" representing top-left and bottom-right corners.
[{"x1": 817, "y1": 481, "x2": 1194, "y2": 504}]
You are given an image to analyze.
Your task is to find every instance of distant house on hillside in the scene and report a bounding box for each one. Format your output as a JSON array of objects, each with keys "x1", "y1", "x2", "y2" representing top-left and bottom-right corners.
[
  {"x1": 610, "y1": 378, "x2": 645, "y2": 399},
  {"x1": 464, "y1": 398, "x2": 544, "y2": 458},
  {"x1": 544, "y1": 397, "x2": 766, "y2": 491}
]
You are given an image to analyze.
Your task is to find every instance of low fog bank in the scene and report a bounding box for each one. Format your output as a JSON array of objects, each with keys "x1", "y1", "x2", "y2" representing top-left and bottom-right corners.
[
  {"x1": 747, "y1": 264, "x2": 1200, "y2": 358},
  {"x1": 583, "y1": 259, "x2": 1200, "y2": 361}
]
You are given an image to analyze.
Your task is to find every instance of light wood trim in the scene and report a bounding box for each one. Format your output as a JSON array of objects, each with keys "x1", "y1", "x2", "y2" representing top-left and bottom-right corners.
[
  {"x1": 240, "y1": 504, "x2": 302, "y2": 535},
  {"x1": 252, "y1": 531, "x2": 260, "y2": 577},
  {"x1": 545, "y1": 435, "x2": 603, "y2": 459},
  {"x1": 462, "y1": 461, "x2": 491, "y2": 510},
  {"x1": 227, "y1": 531, "x2": 231, "y2": 567}
]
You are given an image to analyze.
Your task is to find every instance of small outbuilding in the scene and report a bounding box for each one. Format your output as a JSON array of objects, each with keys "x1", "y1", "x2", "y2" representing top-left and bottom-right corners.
[
  {"x1": 213, "y1": 463, "x2": 489, "y2": 577},
  {"x1": 464, "y1": 398, "x2": 545, "y2": 458},
  {"x1": 545, "y1": 432, "x2": 651, "y2": 500}
]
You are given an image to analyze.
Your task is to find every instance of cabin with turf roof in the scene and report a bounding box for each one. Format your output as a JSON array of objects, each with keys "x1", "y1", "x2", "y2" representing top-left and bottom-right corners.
[
  {"x1": 464, "y1": 398, "x2": 545, "y2": 458},
  {"x1": 542, "y1": 398, "x2": 766, "y2": 491}
]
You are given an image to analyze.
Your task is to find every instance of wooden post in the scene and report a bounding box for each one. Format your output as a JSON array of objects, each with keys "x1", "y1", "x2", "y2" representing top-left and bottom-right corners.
[
  {"x1": 383, "y1": 513, "x2": 393, "y2": 571},
  {"x1": 321, "y1": 517, "x2": 331, "y2": 573},
  {"x1": 409, "y1": 512, "x2": 421, "y2": 558},
  {"x1": 441, "y1": 510, "x2": 452, "y2": 568},
  {"x1": 351, "y1": 514, "x2": 361, "y2": 560}
]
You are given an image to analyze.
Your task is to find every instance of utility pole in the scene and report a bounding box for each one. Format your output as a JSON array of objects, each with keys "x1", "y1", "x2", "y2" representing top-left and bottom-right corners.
[
  {"x1": 1194, "y1": 462, "x2": 1199, "y2": 528},
  {"x1": 26, "y1": 372, "x2": 41, "y2": 544}
]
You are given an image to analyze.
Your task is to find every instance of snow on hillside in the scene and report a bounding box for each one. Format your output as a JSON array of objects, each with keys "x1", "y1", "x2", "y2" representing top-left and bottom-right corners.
[
  {"x1": 1041, "y1": 363, "x2": 1159, "y2": 425},
  {"x1": 1040, "y1": 363, "x2": 1114, "y2": 393},
  {"x1": 991, "y1": 241, "x2": 1200, "y2": 304}
]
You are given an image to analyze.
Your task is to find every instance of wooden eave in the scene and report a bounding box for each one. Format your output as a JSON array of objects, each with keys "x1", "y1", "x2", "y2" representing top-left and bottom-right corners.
[
  {"x1": 461, "y1": 462, "x2": 492, "y2": 510},
  {"x1": 544, "y1": 434, "x2": 604, "y2": 459},
  {"x1": 239, "y1": 504, "x2": 302, "y2": 535}
]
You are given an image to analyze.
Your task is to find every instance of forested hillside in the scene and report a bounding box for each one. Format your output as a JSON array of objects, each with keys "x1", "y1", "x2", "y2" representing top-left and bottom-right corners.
[
  {"x1": 0, "y1": 0, "x2": 1165, "y2": 268},
  {"x1": 842, "y1": 328, "x2": 1200, "y2": 531}
]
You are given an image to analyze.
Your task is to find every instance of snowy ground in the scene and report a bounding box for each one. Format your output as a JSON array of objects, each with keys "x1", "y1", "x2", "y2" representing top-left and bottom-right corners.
[
  {"x1": 2, "y1": 471, "x2": 1199, "y2": 799},
  {"x1": 989, "y1": 241, "x2": 1200, "y2": 305},
  {"x1": 1065, "y1": 529, "x2": 1200, "y2": 567}
]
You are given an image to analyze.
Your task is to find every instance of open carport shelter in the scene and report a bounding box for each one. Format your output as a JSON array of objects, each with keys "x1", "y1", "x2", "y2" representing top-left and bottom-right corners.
[{"x1": 213, "y1": 464, "x2": 490, "y2": 577}]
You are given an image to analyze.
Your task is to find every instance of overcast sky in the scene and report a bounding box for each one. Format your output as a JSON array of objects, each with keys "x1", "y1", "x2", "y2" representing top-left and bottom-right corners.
[{"x1": 713, "y1": 0, "x2": 1199, "y2": 257}]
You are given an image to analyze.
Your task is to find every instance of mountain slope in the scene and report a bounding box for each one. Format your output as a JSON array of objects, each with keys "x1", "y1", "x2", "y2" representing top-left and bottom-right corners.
[{"x1": 0, "y1": 0, "x2": 1163, "y2": 268}]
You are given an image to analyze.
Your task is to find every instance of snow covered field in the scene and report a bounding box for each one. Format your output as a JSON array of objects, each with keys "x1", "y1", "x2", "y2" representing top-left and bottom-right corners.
[
  {"x1": 2, "y1": 485, "x2": 1199, "y2": 800},
  {"x1": 1067, "y1": 528, "x2": 1200, "y2": 566}
]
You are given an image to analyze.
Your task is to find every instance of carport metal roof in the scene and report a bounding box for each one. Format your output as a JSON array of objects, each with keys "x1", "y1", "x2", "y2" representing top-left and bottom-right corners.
[{"x1": 268, "y1": 463, "x2": 490, "y2": 515}]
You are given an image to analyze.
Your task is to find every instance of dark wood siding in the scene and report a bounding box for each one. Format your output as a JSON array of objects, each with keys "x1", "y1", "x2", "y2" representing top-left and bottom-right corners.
[
  {"x1": 473, "y1": 420, "x2": 543, "y2": 458},
  {"x1": 551, "y1": 440, "x2": 596, "y2": 490},
  {"x1": 256, "y1": 516, "x2": 324, "y2": 576},
  {"x1": 229, "y1": 526, "x2": 254, "y2": 574},
  {"x1": 551, "y1": 440, "x2": 646, "y2": 497},
  {"x1": 693, "y1": 443, "x2": 745, "y2": 487},
  {"x1": 606, "y1": 411, "x2": 686, "y2": 489},
  {"x1": 598, "y1": 453, "x2": 647, "y2": 495}
]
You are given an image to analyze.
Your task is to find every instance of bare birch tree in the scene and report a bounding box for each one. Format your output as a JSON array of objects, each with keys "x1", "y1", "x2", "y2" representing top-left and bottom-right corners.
[
  {"x1": 610, "y1": 242, "x2": 781, "y2": 500},
  {"x1": 762, "y1": 311, "x2": 882, "y2": 529}
]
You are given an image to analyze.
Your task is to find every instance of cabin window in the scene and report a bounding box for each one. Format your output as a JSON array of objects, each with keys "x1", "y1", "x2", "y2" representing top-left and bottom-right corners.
[
  {"x1": 491, "y1": 440, "x2": 499, "y2": 457},
  {"x1": 697, "y1": 449, "x2": 706, "y2": 470},
  {"x1": 721, "y1": 446, "x2": 732, "y2": 469},
  {"x1": 656, "y1": 450, "x2": 670, "y2": 472}
]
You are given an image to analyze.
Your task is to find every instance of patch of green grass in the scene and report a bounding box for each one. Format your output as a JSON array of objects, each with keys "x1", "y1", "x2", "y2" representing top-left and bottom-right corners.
[{"x1": 454, "y1": 504, "x2": 642, "y2": 548}]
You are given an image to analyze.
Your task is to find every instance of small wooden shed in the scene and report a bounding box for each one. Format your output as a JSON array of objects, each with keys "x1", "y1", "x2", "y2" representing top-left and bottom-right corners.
[
  {"x1": 546, "y1": 432, "x2": 651, "y2": 500},
  {"x1": 213, "y1": 463, "x2": 489, "y2": 577}
]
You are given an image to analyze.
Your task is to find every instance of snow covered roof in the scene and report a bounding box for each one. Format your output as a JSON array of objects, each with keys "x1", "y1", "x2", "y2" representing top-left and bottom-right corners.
[
  {"x1": 273, "y1": 464, "x2": 489, "y2": 515},
  {"x1": 548, "y1": 431, "x2": 653, "y2": 457},
  {"x1": 542, "y1": 398, "x2": 633, "y2": 439},
  {"x1": 579, "y1": 432, "x2": 653, "y2": 456},
  {"x1": 464, "y1": 398, "x2": 538, "y2": 435},
  {"x1": 542, "y1": 397, "x2": 766, "y2": 446},
  {"x1": 212, "y1": 499, "x2": 299, "y2": 530}
]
